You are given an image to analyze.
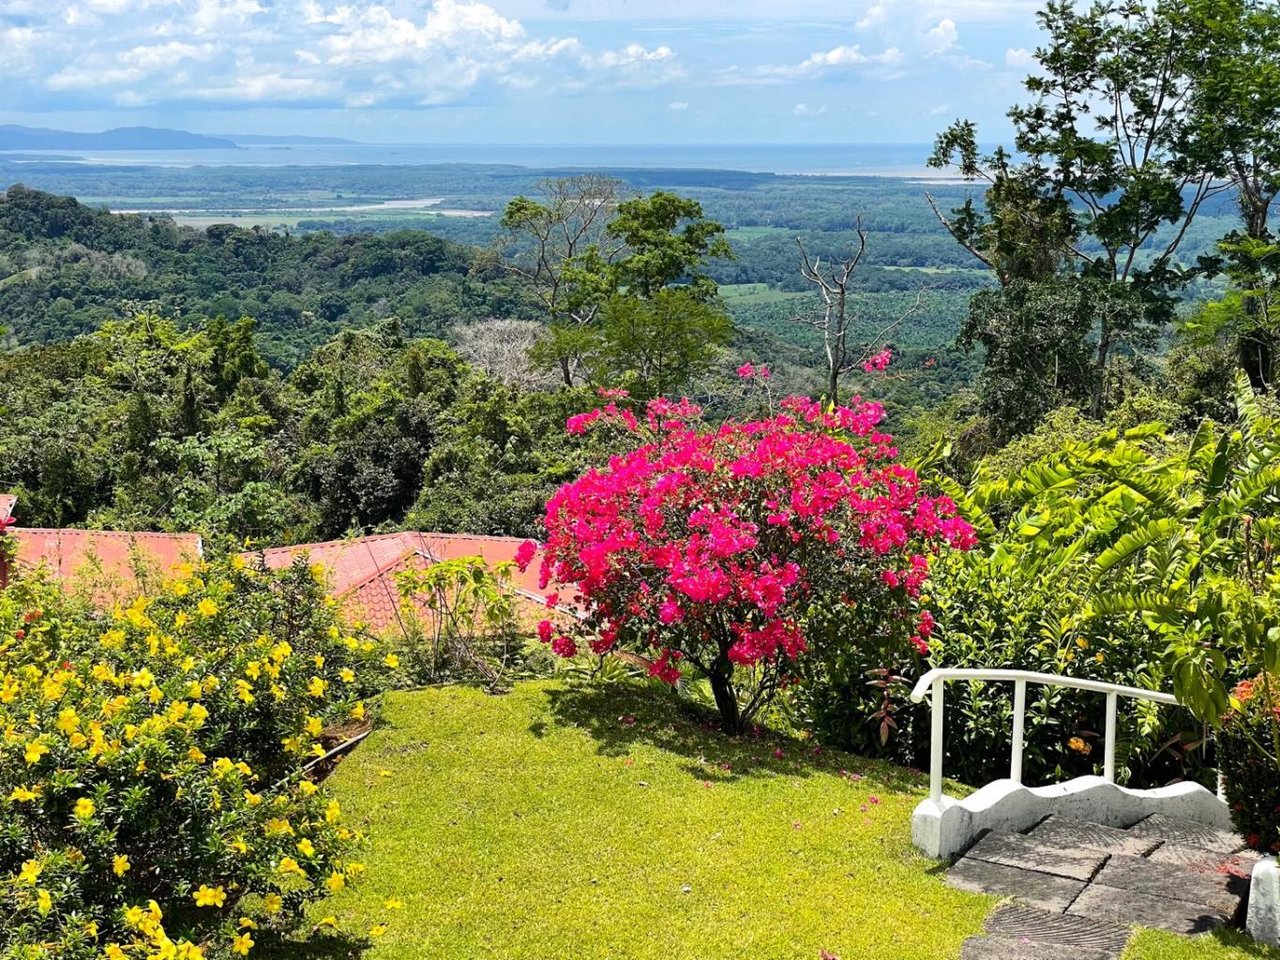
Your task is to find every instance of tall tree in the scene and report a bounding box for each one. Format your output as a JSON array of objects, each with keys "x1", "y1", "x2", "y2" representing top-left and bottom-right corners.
[{"x1": 930, "y1": 0, "x2": 1233, "y2": 419}]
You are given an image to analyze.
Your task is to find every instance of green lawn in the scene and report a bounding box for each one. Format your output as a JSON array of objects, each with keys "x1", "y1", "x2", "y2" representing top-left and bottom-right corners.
[
  {"x1": 320, "y1": 680, "x2": 991, "y2": 959},
  {"x1": 311, "y1": 680, "x2": 1280, "y2": 960}
]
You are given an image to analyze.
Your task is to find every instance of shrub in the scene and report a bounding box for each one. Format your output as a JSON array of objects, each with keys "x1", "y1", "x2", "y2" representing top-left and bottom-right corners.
[
  {"x1": 1220, "y1": 673, "x2": 1280, "y2": 854},
  {"x1": 0, "y1": 557, "x2": 392, "y2": 959},
  {"x1": 527, "y1": 387, "x2": 975, "y2": 733}
]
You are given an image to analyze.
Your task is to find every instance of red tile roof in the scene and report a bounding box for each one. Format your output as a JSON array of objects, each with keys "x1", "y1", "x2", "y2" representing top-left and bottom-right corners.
[
  {"x1": 7, "y1": 528, "x2": 203, "y2": 603},
  {"x1": 242, "y1": 532, "x2": 571, "y2": 637}
]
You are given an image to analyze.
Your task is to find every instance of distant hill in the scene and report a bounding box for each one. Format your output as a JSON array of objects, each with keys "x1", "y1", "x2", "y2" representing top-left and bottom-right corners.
[
  {"x1": 0, "y1": 125, "x2": 238, "y2": 151},
  {"x1": 219, "y1": 134, "x2": 358, "y2": 145}
]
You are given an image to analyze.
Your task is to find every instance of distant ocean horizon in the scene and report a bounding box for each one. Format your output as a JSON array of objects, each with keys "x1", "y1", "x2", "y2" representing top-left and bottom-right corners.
[{"x1": 0, "y1": 142, "x2": 949, "y2": 178}]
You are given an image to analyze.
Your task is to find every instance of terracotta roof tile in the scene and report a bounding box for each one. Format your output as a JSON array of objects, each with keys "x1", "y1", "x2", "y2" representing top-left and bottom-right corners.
[
  {"x1": 242, "y1": 532, "x2": 573, "y2": 638},
  {"x1": 8, "y1": 528, "x2": 203, "y2": 603}
]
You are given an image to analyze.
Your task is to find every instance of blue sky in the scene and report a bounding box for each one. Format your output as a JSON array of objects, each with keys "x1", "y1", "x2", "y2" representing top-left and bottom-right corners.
[{"x1": 0, "y1": 0, "x2": 1047, "y2": 142}]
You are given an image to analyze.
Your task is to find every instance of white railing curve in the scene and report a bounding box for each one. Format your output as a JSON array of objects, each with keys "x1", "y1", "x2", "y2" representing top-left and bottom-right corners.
[{"x1": 909, "y1": 668, "x2": 1180, "y2": 805}]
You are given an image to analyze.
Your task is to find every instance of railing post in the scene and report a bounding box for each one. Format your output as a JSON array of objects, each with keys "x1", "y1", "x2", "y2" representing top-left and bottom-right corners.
[
  {"x1": 930, "y1": 678, "x2": 944, "y2": 803},
  {"x1": 1103, "y1": 690, "x2": 1118, "y2": 782},
  {"x1": 1010, "y1": 679, "x2": 1026, "y2": 784}
]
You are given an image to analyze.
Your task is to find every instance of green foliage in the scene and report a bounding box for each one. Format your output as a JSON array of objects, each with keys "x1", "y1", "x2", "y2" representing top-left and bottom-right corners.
[
  {"x1": 0, "y1": 559, "x2": 390, "y2": 958},
  {"x1": 394, "y1": 556, "x2": 549, "y2": 688},
  {"x1": 1219, "y1": 673, "x2": 1280, "y2": 852}
]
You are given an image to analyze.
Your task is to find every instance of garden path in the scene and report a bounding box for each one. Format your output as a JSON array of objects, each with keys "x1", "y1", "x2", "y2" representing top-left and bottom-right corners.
[{"x1": 947, "y1": 813, "x2": 1258, "y2": 958}]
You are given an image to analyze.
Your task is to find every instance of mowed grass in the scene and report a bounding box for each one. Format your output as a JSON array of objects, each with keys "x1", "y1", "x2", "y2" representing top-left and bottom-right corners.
[
  {"x1": 1126, "y1": 929, "x2": 1280, "y2": 959},
  {"x1": 318, "y1": 680, "x2": 992, "y2": 960}
]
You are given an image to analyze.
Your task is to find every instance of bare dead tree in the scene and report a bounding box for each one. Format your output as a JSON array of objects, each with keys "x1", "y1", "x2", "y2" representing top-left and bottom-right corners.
[{"x1": 790, "y1": 219, "x2": 927, "y2": 402}]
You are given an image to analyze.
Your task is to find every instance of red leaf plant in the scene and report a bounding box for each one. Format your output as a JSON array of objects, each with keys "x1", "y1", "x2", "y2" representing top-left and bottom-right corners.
[{"x1": 518, "y1": 375, "x2": 975, "y2": 733}]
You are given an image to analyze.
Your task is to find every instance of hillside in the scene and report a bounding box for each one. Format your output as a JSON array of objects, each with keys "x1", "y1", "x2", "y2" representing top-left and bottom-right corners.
[{"x1": 0, "y1": 125, "x2": 238, "y2": 151}]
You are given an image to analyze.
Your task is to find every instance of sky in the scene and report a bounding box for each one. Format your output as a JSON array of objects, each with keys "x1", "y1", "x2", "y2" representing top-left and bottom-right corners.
[{"x1": 0, "y1": 0, "x2": 1048, "y2": 143}]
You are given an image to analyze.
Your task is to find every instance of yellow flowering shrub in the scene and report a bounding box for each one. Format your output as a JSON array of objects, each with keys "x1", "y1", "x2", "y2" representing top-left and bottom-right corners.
[{"x1": 0, "y1": 558, "x2": 391, "y2": 959}]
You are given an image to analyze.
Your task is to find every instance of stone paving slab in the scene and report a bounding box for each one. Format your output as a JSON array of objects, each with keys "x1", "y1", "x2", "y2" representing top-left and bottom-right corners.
[
  {"x1": 1146, "y1": 841, "x2": 1260, "y2": 878},
  {"x1": 965, "y1": 830, "x2": 1109, "y2": 882},
  {"x1": 1127, "y1": 814, "x2": 1244, "y2": 854},
  {"x1": 961, "y1": 934, "x2": 1119, "y2": 960},
  {"x1": 1093, "y1": 853, "x2": 1244, "y2": 918},
  {"x1": 947, "y1": 856, "x2": 1087, "y2": 913},
  {"x1": 1027, "y1": 816, "x2": 1161, "y2": 857},
  {"x1": 1068, "y1": 883, "x2": 1225, "y2": 935},
  {"x1": 983, "y1": 903, "x2": 1132, "y2": 953}
]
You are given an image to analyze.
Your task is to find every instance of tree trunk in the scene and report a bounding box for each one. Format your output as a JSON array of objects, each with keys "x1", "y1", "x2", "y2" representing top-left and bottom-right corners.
[{"x1": 707, "y1": 662, "x2": 741, "y2": 734}]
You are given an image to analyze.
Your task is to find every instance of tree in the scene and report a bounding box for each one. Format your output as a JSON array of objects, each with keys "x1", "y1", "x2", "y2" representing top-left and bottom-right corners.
[
  {"x1": 503, "y1": 183, "x2": 734, "y2": 393},
  {"x1": 789, "y1": 220, "x2": 926, "y2": 402},
  {"x1": 929, "y1": 0, "x2": 1235, "y2": 421},
  {"x1": 595, "y1": 289, "x2": 732, "y2": 401},
  {"x1": 498, "y1": 176, "x2": 625, "y2": 385},
  {"x1": 1176, "y1": 0, "x2": 1280, "y2": 389},
  {"x1": 525, "y1": 390, "x2": 975, "y2": 732}
]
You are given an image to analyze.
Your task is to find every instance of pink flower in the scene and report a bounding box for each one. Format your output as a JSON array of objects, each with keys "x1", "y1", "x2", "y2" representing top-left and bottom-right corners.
[
  {"x1": 550, "y1": 635, "x2": 578, "y2": 658},
  {"x1": 863, "y1": 349, "x2": 893, "y2": 373},
  {"x1": 737, "y1": 362, "x2": 756, "y2": 379},
  {"x1": 537, "y1": 620, "x2": 554, "y2": 643},
  {"x1": 515, "y1": 539, "x2": 538, "y2": 571},
  {"x1": 545, "y1": 592, "x2": 560, "y2": 609}
]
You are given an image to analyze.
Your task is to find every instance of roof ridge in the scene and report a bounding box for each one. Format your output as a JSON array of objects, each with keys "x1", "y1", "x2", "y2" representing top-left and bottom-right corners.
[
  {"x1": 337, "y1": 546, "x2": 433, "y2": 598},
  {"x1": 12, "y1": 528, "x2": 201, "y2": 541}
]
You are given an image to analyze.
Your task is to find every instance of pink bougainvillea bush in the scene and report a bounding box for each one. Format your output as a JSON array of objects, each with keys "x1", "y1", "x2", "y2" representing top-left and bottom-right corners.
[{"x1": 519, "y1": 377, "x2": 975, "y2": 732}]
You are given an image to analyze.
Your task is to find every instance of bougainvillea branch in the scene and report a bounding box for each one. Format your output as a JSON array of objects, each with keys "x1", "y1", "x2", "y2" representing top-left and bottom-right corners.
[{"x1": 519, "y1": 369, "x2": 975, "y2": 732}]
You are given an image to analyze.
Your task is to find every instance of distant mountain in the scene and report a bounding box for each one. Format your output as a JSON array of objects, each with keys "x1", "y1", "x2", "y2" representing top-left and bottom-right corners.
[
  {"x1": 0, "y1": 125, "x2": 238, "y2": 151},
  {"x1": 219, "y1": 134, "x2": 358, "y2": 145}
]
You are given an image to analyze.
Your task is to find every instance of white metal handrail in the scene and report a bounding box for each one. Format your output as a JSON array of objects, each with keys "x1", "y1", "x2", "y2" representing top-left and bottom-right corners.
[{"x1": 909, "y1": 668, "x2": 1180, "y2": 803}]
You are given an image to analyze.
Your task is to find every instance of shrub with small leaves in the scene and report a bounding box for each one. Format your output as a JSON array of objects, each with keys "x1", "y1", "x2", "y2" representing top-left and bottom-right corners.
[
  {"x1": 1220, "y1": 673, "x2": 1280, "y2": 854},
  {"x1": 0, "y1": 557, "x2": 393, "y2": 959}
]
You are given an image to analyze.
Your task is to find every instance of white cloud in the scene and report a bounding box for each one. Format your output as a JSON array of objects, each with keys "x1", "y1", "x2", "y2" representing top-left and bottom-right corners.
[
  {"x1": 726, "y1": 42, "x2": 902, "y2": 85},
  {"x1": 668, "y1": 100, "x2": 689, "y2": 110},
  {"x1": 1005, "y1": 46, "x2": 1034, "y2": 66},
  {"x1": 855, "y1": 2, "x2": 886, "y2": 29},
  {"x1": 793, "y1": 102, "x2": 827, "y2": 116},
  {"x1": 924, "y1": 17, "x2": 958, "y2": 55},
  {"x1": 928, "y1": 102, "x2": 949, "y2": 115}
]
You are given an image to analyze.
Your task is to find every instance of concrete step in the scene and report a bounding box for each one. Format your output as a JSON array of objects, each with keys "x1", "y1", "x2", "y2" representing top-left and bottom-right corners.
[
  {"x1": 1027, "y1": 815, "x2": 1160, "y2": 857},
  {"x1": 961, "y1": 934, "x2": 1118, "y2": 960},
  {"x1": 983, "y1": 903, "x2": 1132, "y2": 954}
]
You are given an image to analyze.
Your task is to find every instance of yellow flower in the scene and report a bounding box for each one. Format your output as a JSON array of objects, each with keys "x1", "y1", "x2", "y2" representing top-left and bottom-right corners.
[
  {"x1": 37, "y1": 888, "x2": 52, "y2": 914},
  {"x1": 192, "y1": 884, "x2": 227, "y2": 908},
  {"x1": 262, "y1": 894, "x2": 282, "y2": 914},
  {"x1": 313, "y1": 654, "x2": 325, "y2": 669},
  {"x1": 85, "y1": 920, "x2": 99, "y2": 937},
  {"x1": 325, "y1": 800, "x2": 341, "y2": 823},
  {"x1": 231, "y1": 934, "x2": 254, "y2": 956},
  {"x1": 123, "y1": 904, "x2": 146, "y2": 926},
  {"x1": 56, "y1": 707, "x2": 81, "y2": 734},
  {"x1": 8, "y1": 785, "x2": 37, "y2": 802},
  {"x1": 113, "y1": 854, "x2": 131, "y2": 877},
  {"x1": 298, "y1": 780, "x2": 319, "y2": 796},
  {"x1": 350, "y1": 702, "x2": 366, "y2": 721},
  {"x1": 383, "y1": 654, "x2": 400, "y2": 669},
  {"x1": 339, "y1": 668, "x2": 355, "y2": 683},
  {"x1": 324, "y1": 871, "x2": 345, "y2": 893},
  {"x1": 197, "y1": 599, "x2": 219, "y2": 618},
  {"x1": 307, "y1": 677, "x2": 327, "y2": 698},
  {"x1": 174, "y1": 610, "x2": 191, "y2": 628},
  {"x1": 74, "y1": 797, "x2": 96, "y2": 819},
  {"x1": 105, "y1": 946, "x2": 128, "y2": 960},
  {"x1": 18, "y1": 859, "x2": 42, "y2": 884},
  {"x1": 317, "y1": 916, "x2": 338, "y2": 929},
  {"x1": 369, "y1": 925, "x2": 387, "y2": 938},
  {"x1": 305, "y1": 716, "x2": 323, "y2": 737},
  {"x1": 24, "y1": 740, "x2": 49, "y2": 765},
  {"x1": 277, "y1": 857, "x2": 304, "y2": 876},
  {"x1": 188, "y1": 747, "x2": 207, "y2": 764},
  {"x1": 384, "y1": 897, "x2": 404, "y2": 911},
  {"x1": 296, "y1": 838, "x2": 316, "y2": 857},
  {"x1": 1067, "y1": 736, "x2": 1092, "y2": 756}
]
